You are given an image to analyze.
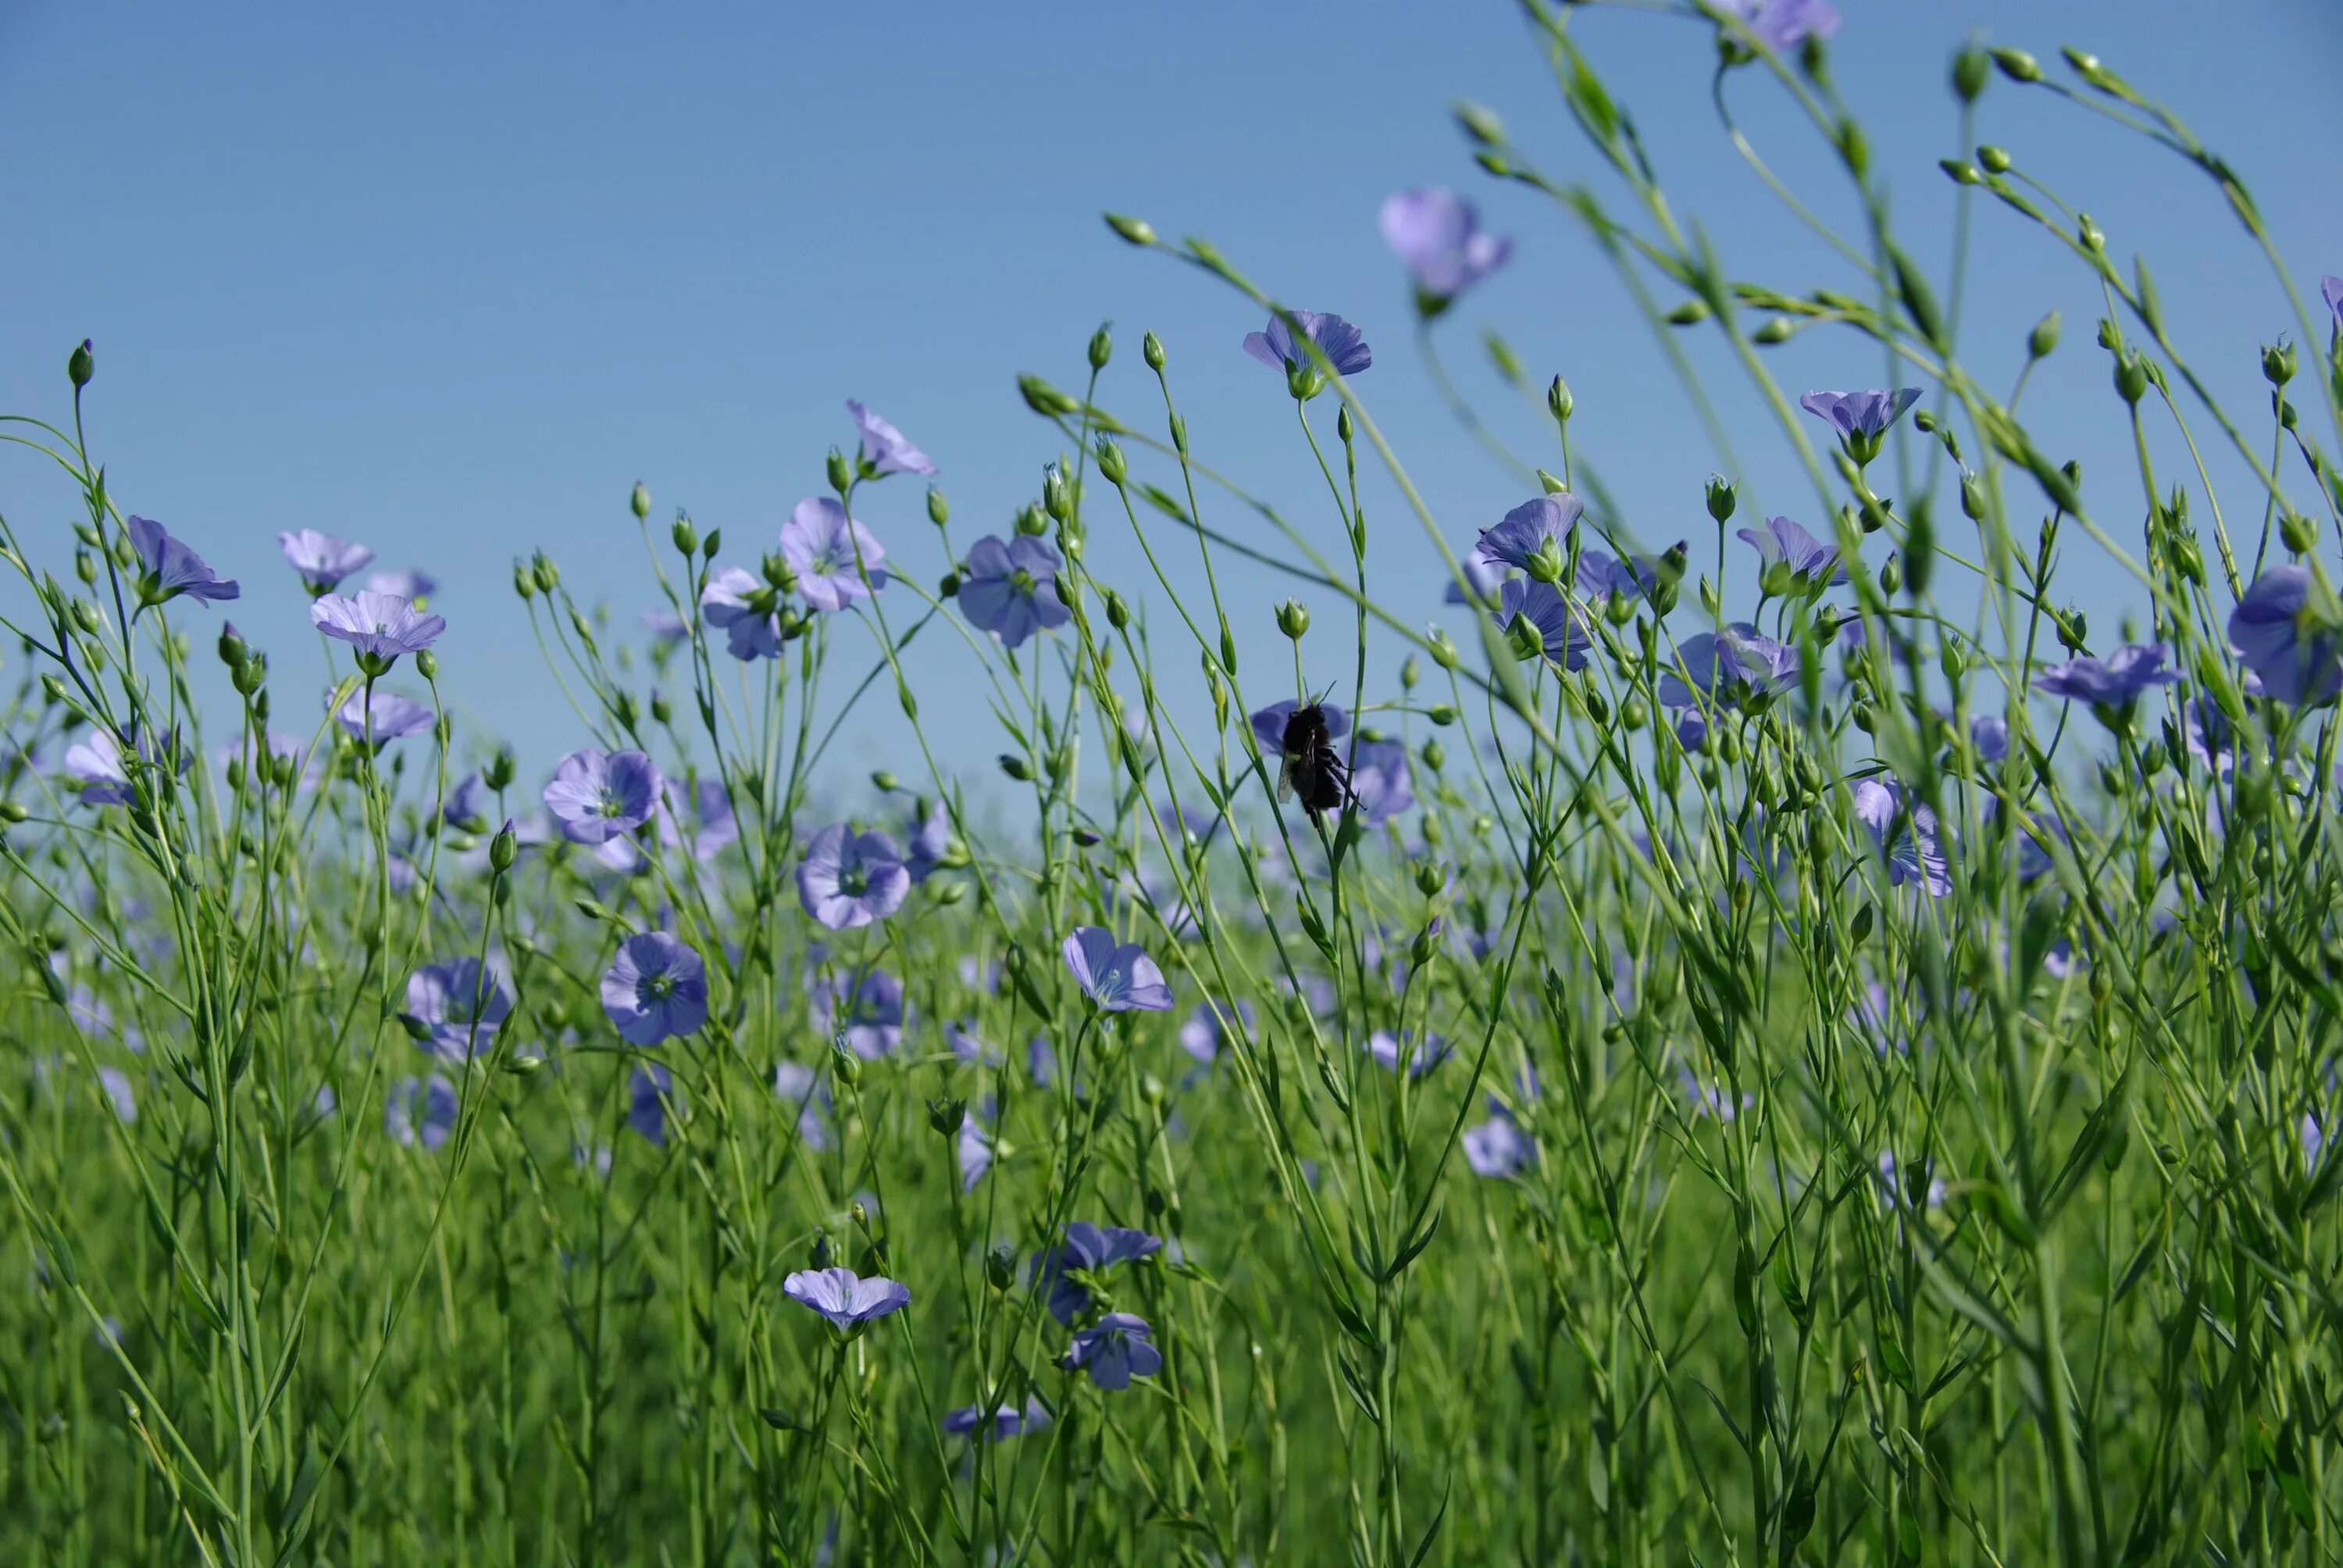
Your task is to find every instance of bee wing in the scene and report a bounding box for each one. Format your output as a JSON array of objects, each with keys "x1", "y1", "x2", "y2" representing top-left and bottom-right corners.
[{"x1": 1276, "y1": 754, "x2": 1297, "y2": 803}]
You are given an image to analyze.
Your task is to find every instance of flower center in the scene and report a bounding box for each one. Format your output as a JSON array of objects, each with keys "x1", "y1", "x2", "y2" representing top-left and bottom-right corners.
[
  {"x1": 838, "y1": 864, "x2": 868, "y2": 896},
  {"x1": 642, "y1": 973, "x2": 676, "y2": 1003},
  {"x1": 1010, "y1": 568, "x2": 1035, "y2": 594},
  {"x1": 596, "y1": 787, "x2": 626, "y2": 819}
]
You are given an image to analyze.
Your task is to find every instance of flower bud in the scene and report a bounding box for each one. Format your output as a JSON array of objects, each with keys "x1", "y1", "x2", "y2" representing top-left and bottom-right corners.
[
  {"x1": 986, "y1": 1243, "x2": 1017, "y2": 1291},
  {"x1": 67, "y1": 338, "x2": 94, "y2": 389},
  {"x1": 998, "y1": 752, "x2": 1032, "y2": 782},
  {"x1": 826, "y1": 447, "x2": 852, "y2": 494},
  {"x1": 1991, "y1": 47, "x2": 2042, "y2": 82},
  {"x1": 1088, "y1": 323, "x2": 1113, "y2": 371},
  {"x1": 1043, "y1": 464, "x2": 1072, "y2": 522},
  {"x1": 415, "y1": 649, "x2": 438, "y2": 682},
  {"x1": 1104, "y1": 212, "x2": 1155, "y2": 246},
  {"x1": 631, "y1": 481, "x2": 651, "y2": 521},
  {"x1": 2077, "y1": 213, "x2": 2105, "y2": 253},
  {"x1": 513, "y1": 561, "x2": 535, "y2": 600},
  {"x1": 702, "y1": 527, "x2": 722, "y2": 557},
  {"x1": 490, "y1": 818, "x2": 519, "y2": 872},
  {"x1": 1505, "y1": 612, "x2": 1546, "y2": 663},
  {"x1": 926, "y1": 486, "x2": 949, "y2": 527},
  {"x1": 2115, "y1": 351, "x2": 2149, "y2": 405},
  {"x1": 483, "y1": 748, "x2": 517, "y2": 790},
  {"x1": 532, "y1": 554, "x2": 560, "y2": 594},
  {"x1": 650, "y1": 689, "x2": 671, "y2": 724},
  {"x1": 1977, "y1": 144, "x2": 2013, "y2": 175},
  {"x1": 218, "y1": 622, "x2": 245, "y2": 667},
  {"x1": 1427, "y1": 702, "x2": 1457, "y2": 726},
  {"x1": 1105, "y1": 588, "x2": 1130, "y2": 630},
  {"x1": 1880, "y1": 554, "x2": 1903, "y2": 595},
  {"x1": 1547, "y1": 375, "x2": 1573, "y2": 423},
  {"x1": 672, "y1": 515, "x2": 697, "y2": 556},
  {"x1": 2281, "y1": 511, "x2": 2319, "y2": 554},
  {"x1": 1667, "y1": 299, "x2": 1710, "y2": 326},
  {"x1": 927, "y1": 1096, "x2": 967, "y2": 1137},
  {"x1": 1095, "y1": 436, "x2": 1129, "y2": 486},
  {"x1": 1952, "y1": 45, "x2": 1989, "y2": 102},
  {"x1": 2029, "y1": 311, "x2": 2061, "y2": 359},
  {"x1": 1705, "y1": 475, "x2": 1738, "y2": 523},
  {"x1": 1276, "y1": 599, "x2": 1311, "y2": 640},
  {"x1": 829, "y1": 1040, "x2": 861, "y2": 1089},
  {"x1": 2263, "y1": 341, "x2": 2297, "y2": 387},
  {"x1": 1400, "y1": 655, "x2": 1420, "y2": 691},
  {"x1": 1525, "y1": 536, "x2": 1566, "y2": 584},
  {"x1": 1428, "y1": 630, "x2": 1460, "y2": 671},
  {"x1": 1754, "y1": 315, "x2": 1795, "y2": 344},
  {"x1": 233, "y1": 651, "x2": 268, "y2": 697},
  {"x1": 1143, "y1": 330, "x2": 1166, "y2": 372},
  {"x1": 1018, "y1": 373, "x2": 1079, "y2": 416}
]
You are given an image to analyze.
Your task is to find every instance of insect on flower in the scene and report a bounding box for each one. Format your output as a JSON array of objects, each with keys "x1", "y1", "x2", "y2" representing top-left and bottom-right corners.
[{"x1": 1275, "y1": 694, "x2": 1353, "y2": 819}]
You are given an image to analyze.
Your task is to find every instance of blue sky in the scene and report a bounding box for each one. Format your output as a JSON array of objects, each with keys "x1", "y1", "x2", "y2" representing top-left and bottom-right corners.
[{"x1": 3, "y1": 1, "x2": 2337, "y2": 792}]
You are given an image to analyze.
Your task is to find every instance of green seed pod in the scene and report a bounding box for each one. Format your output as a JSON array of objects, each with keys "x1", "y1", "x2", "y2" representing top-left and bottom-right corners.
[
  {"x1": 1088, "y1": 323, "x2": 1113, "y2": 371},
  {"x1": 1143, "y1": 330, "x2": 1166, "y2": 371},
  {"x1": 2029, "y1": 311, "x2": 2061, "y2": 359},
  {"x1": 671, "y1": 514, "x2": 697, "y2": 556}
]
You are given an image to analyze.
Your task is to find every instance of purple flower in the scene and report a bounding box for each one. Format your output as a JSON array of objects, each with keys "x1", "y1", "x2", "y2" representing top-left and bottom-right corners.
[
  {"x1": 386, "y1": 1074, "x2": 459, "y2": 1150},
  {"x1": 1443, "y1": 557, "x2": 1512, "y2": 604},
  {"x1": 780, "y1": 497, "x2": 886, "y2": 613},
  {"x1": 97, "y1": 1066, "x2": 137, "y2": 1124},
  {"x1": 1379, "y1": 187, "x2": 1511, "y2": 306},
  {"x1": 62, "y1": 729, "x2": 133, "y2": 806},
  {"x1": 337, "y1": 689, "x2": 434, "y2": 744},
  {"x1": 1035, "y1": 1222, "x2": 1164, "y2": 1324},
  {"x1": 628, "y1": 1064, "x2": 679, "y2": 1145},
  {"x1": 1179, "y1": 1000, "x2": 1254, "y2": 1065},
  {"x1": 1850, "y1": 779, "x2": 1950, "y2": 897},
  {"x1": 1738, "y1": 515, "x2": 1847, "y2": 589},
  {"x1": 2229, "y1": 566, "x2": 2343, "y2": 705},
  {"x1": 1657, "y1": 624, "x2": 1799, "y2": 708},
  {"x1": 1734, "y1": 0, "x2": 1841, "y2": 51},
  {"x1": 2036, "y1": 642, "x2": 2177, "y2": 706},
  {"x1": 1250, "y1": 699, "x2": 1348, "y2": 756},
  {"x1": 1059, "y1": 1313, "x2": 1162, "y2": 1391},
  {"x1": 847, "y1": 399, "x2": 936, "y2": 477},
  {"x1": 2181, "y1": 699, "x2": 2236, "y2": 775},
  {"x1": 1349, "y1": 739, "x2": 1416, "y2": 828},
  {"x1": 278, "y1": 529, "x2": 374, "y2": 593},
  {"x1": 1577, "y1": 546, "x2": 1680, "y2": 604},
  {"x1": 1969, "y1": 715, "x2": 2009, "y2": 763},
  {"x1": 1464, "y1": 1113, "x2": 1531, "y2": 1178},
  {"x1": 601, "y1": 932, "x2": 708, "y2": 1046},
  {"x1": 1799, "y1": 389, "x2": 1921, "y2": 457},
  {"x1": 783, "y1": 1266, "x2": 911, "y2": 1331},
  {"x1": 127, "y1": 516, "x2": 240, "y2": 608},
  {"x1": 657, "y1": 777, "x2": 739, "y2": 861},
  {"x1": 1061, "y1": 927, "x2": 1173, "y2": 1012},
  {"x1": 958, "y1": 1116, "x2": 992, "y2": 1192},
  {"x1": 1477, "y1": 494, "x2": 1584, "y2": 572},
  {"x1": 2323, "y1": 276, "x2": 2343, "y2": 330},
  {"x1": 1365, "y1": 1029, "x2": 1451, "y2": 1077},
  {"x1": 642, "y1": 608, "x2": 689, "y2": 645},
  {"x1": 811, "y1": 969, "x2": 905, "y2": 1059},
  {"x1": 405, "y1": 957, "x2": 512, "y2": 1063},
  {"x1": 543, "y1": 749, "x2": 663, "y2": 845},
  {"x1": 943, "y1": 1398, "x2": 1047, "y2": 1442},
  {"x1": 774, "y1": 1060, "x2": 833, "y2": 1149},
  {"x1": 1242, "y1": 309, "x2": 1373, "y2": 390},
  {"x1": 958, "y1": 535, "x2": 1071, "y2": 650},
  {"x1": 310, "y1": 590, "x2": 444, "y2": 667},
  {"x1": 797, "y1": 825, "x2": 911, "y2": 929},
  {"x1": 1495, "y1": 579, "x2": 1591, "y2": 672},
  {"x1": 903, "y1": 799, "x2": 950, "y2": 883},
  {"x1": 366, "y1": 568, "x2": 437, "y2": 600},
  {"x1": 444, "y1": 772, "x2": 490, "y2": 829},
  {"x1": 700, "y1": 566, "x2": 782, "y2": 661}
]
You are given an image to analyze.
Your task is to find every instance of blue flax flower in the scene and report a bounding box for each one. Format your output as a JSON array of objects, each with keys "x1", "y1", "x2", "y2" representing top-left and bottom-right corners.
[
  {"x1": 1850, "y1": 779, "x2": 1950, "y2": 897},
  {"x1": 847, "y1": 400, "x2": 936, "y2": 477},
  {"x1": 127, "y1": 516, "x2": 239, "y2": 608},
  {"x1": 601, "y1": 932, "x2": 708, "y2": 1046},
  {"x1": 405, "y1": 957, "x2": 512, "y2": 1063},
  {"x1": 1061, "y1": 927, "x2": 1173, "y2": 1012},
  {"x1": 781, "y1": 497, "x2": 887, "y2": 613},
  {"x1": 1036, "y1": 1222, "x2": 1163, "y2": 1324},
  {"x1": 543, "y1": 749, "x2": 663, "y2": 845},
  {"x1": 2229, "y1": 566, "x2": 2343, "y2": 705},
  {"x1": 1495, "y1": 579, "x2": 1590, "y2": 672},
  {"x1": 310, "y1": 590, "x2": 443, "y2": 668},
  {"x1": 810, "y1": 968, "x2": 906, "y2": 1059},
  {"x1": 943, "y1": 1398, "x2": 1048, "y2": 1442},
  {"x1": 2035, "y1": 642, "x2": 2178, "y2": 706},
  {"x1": 1738, "y1": 515, "x2": 1847, "y2": 590},
  {"x1": 700, "y1": 566, "x2": 781, "y2": 660},
  {"x1": 1060, "y1": 1313, "x2": 1162, "y2": 1392},
  {"x1": 1379, "y1": 187, "x2": 1511, "y2": 310},
  {"x1": 797, "y1": 825, "x2": 911, "y2": 929},
  {"x1": 279, "y1": 529, "x2": 374, "y2": 594},
  {"x1": 958, "y1": 535, "x2": 1071, "y2": 650},
  {"x1": 627, "y1": 1064, "x2": 679, "y2": 1145},
  {"x1": 1476, "y1": 494, "x2": 1583, "y2": 572},
  {"x1": 1735, "y1": 0, "x2": 1840, "y2": 51},
  {"x1": 783, "y1": 1267, "x2": 910, "y2": 1332},
  {"x1": 1243, "y1": 309, "x2": 1371, "y2": 397}
]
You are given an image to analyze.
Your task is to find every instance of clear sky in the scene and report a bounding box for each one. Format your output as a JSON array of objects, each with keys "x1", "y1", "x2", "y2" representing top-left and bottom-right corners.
[{"x1": 4, "y1": 1, "x2": 2338, "y2": 792}]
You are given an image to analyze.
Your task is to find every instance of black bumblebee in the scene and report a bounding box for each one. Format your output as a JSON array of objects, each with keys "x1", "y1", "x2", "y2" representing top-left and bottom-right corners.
[{"x1": 1278, "y1": 698, "x2": 1353, "y2": 819}]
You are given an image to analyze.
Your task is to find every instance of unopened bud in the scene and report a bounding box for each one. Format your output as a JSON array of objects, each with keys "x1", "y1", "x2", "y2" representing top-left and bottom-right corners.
[
  {"x1": 1103, "y1": 212, "x2": 1155, "y2": 247},
  {"x1": 67, "y1": 339, "x2": 94, "y2": 389},
  {"x1": 1705, "y1": 475, "x2": 1737, "y2": 523},
  {"x1": 630, "y1": 481, "x2": 651, "y2": 520},
  {"x1": 672, "y1": 515, "x2": 697, "y2": 555},
  {"x1": 2029, "y1": 311, "x2": 2061, "y2": 359},
  {"x1": 1952, "y1": 45, "x2": 1989, "y2": 102},
  {"x1": 1547, "y1": 376, "x2": 1574, "y2": 423},
  {"x1": 1088, "y1": 323, "x2": 1113, "y2": 371},
  {"x1": 490, "y1": 819, "x2": 519, "y2": 872},
  {"x1": 926, "y1": 487, "x2": 949, "y2": 527},
  {"x1": 826, "y1": 447, "x2": 852, "y2": 494},
  {"x1": 1143, "y1": 331, "x2": 1166, "y2": 372},
  {"x1": 1276, "y1": 599, "x2": 1311, "y2": 640},
  {"x1": 2263, "y1": 342, "x2": 2297, "y2": 387}
]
